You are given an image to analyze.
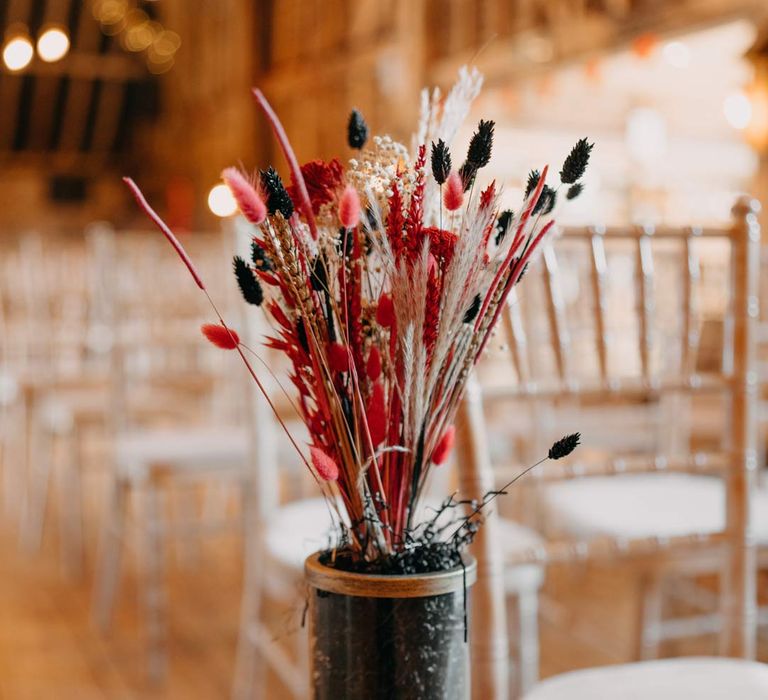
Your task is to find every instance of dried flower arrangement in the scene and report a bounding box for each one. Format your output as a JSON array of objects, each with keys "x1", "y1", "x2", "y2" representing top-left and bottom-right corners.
[{"x1": 124, "y1": 67, "x2": 589, "y2": 575}]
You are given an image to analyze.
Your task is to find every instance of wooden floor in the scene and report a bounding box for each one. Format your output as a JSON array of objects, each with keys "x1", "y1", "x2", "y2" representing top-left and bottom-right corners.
[{"x1": 1, "y1": 483, "x2": 766, "y2": 699}]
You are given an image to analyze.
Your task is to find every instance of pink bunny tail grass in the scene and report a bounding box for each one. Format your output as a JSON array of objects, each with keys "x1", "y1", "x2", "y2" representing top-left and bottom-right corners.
[
  {"x1": 252, "y1": 88, "x2": 319, "y2": 241},
  {"x1": 222, "y1": 167, "x2": 267, "y2": 225},
  {"x1": 431, "y1": 425, "x2": 456, "y2": 465},
  {"x1": 122, "y1": 177, "x2": 205, "y2": 290},
  {"x1": 339, "y1": 185, "x2": 361, "y2": 229},
  {"x1": 443, "y1": 171, "x2": 464, "y2": 211},
  {"x1": 310, "y1": 446, "x2": 340, "y2": 481},
  {"x1": 201, "y1": 323, "x2": 240, "y2": 349}
]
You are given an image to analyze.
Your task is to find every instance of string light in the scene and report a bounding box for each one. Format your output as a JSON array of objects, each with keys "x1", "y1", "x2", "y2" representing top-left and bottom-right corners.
[
  {"x1": 2, "y1": 35, "x2": 34, "y2": 71},
  {"x1": 37, "y1": 27, "x2": 70, "y2": 63},
  {"x1": 208, "y1": 184, "x2": 237, "y2": 217}
]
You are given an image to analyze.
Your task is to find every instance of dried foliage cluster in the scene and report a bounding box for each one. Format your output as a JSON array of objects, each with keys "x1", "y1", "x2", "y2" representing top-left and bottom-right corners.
[{"x1": 125, "y1": 68, "x2": 588, "y2": 570}]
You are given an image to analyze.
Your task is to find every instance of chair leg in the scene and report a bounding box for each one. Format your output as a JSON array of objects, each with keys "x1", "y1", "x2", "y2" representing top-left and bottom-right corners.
[
  {"x1": 20, "y1": 423, "x2": 54, "y2": 552},
  {"x1": 232, "y1": 480, "x2": 267, "y2": 700},
  {"x1": 511, "y1": 588, "x2": 540, "y2": 698},
  {"x1": 635, "y1": 572, "x2": 664, "y2": 660},
  {"x1": 142, "y1": 483, "x2": 168, "y2": 683},
  {"x1": 58, "y1": 426, "x2": 84, "y2": 578},
  {"x1": 92, "y1": 476, "x2": 129, "y2": 631}
]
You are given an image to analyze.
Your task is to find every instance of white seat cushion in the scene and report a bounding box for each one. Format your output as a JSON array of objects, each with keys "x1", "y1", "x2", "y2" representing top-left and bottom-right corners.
[
  {"x1": 498, "y1": 518, "x2": 546, "y2": 591},
  {"x1": 116, "y1": 426, "x2": 249, "y2": 472},
  {"x1": 541, "y1": 473, "x2": 768, "y2": 543},
  {"x1": 266, "y1": 497, "x2": 339, "y2": 571},
  {"x1": 523, "y1": 657, "x2": 768, "y2": 699}
]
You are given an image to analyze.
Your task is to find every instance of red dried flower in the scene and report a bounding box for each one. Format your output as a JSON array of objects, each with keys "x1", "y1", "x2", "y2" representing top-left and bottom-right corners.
[
  {"x1": 310, "y1": 445, "x2": 339, "y2": 481},
  {"x1": 327, "y1": 342, "x2": 351, "y2": 373},
  {"x1": 443, "y1": 171, "x2": 464, "y2": 211},
  {"x1": 201, "y1": 323, "x2": 240, "y2": 350},
  {"x1": 431, "y1": 425, "x2": 455, "y2": 465},
  {"x1": 222, "y1": 167, "x2": 266, "y2": 225},
  {"x1": 339, "y1": 185, "x2": 361, "y2": 229},
  {"x1": 366, "y1": 347, "x2": 382, "y2": 381},
  {"x1": 287, "y1": 159, "x2": 344, "y2": 215},
  {"x1": 365, "y1": 382, "x2": 387, "y2": 446},
  {"x1": 479, "y1": 180, "x2": 496, "y2": 210},
  {"x1": 376, "y1": 293, "x2": 395, "y2": 327},
  {"x1": 424, "y1": 226, "x2": 458, "y2": 267}
]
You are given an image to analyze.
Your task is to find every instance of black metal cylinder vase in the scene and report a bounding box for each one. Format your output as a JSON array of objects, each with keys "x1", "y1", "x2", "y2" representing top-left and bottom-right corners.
[{"x1": 305, "y1": 553, "x2": 477, "y2": 700}]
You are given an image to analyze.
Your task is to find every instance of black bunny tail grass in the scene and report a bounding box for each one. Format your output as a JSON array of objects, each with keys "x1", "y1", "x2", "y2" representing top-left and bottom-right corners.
[
  {"x1": 260, "y1": 166, "x2": 294, "y2": 219},
  {"x1": 466, "y1": 119, "x2": 495, "y2": 168},
  {"x1": 560, "y1": 138, "x2": 594, "y2": 184},
  {"x1": 233, "y1": 256, "x2": 264, "y2": 306},
  {"x1": 549, "y1": 432, "x2": 581, "y2": 460},
  {"x1": 431, "y1": 139, "x2": 452, "y2": 185},
  {"x1": 347, "y1": 109, "x2": 369, "y2": 150}
]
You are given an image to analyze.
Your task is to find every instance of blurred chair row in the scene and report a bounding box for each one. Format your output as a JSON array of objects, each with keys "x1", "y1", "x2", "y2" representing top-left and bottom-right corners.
[{"x1": 0, "y1": 196, "x2": 763, "y2": 700}]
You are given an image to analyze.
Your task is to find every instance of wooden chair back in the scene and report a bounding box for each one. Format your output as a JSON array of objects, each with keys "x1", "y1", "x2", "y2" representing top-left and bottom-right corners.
[{"x1": 458, "y1": 196, "x2": 761, "y2": 697}]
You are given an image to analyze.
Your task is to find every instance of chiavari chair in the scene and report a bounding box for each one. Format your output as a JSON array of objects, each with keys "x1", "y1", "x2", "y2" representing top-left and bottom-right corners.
[
  {"x1": 459, "y1": 197, "x2": 761, "y2": 698},
  {"x1": 90, "y1": 225, "x2": 255, "y2": 680}
]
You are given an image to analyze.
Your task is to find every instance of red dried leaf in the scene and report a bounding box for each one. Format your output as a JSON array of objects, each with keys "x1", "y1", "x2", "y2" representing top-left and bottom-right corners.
[{"x1": 431, "y1": 425, "x2": 455, "y2": 465}]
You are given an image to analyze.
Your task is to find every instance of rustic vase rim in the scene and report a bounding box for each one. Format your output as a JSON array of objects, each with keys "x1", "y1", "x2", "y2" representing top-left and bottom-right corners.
[{"x1": 304, "y1": 551, "x2": 478, "y2": 599}]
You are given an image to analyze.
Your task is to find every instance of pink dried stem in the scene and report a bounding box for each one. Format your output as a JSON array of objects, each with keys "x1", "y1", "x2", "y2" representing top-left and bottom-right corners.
[
  {"x1": 123, "y1": 177, "x2": 205, "y2": 290},
  {"x1": 252, "y1": 88, "x2": 319, "y2": 241},
  {"x1": 474, "y1": 164, "x2": 549, "y2": 331},
  {"x1": 122, "y1": 179, "x2": 351, "y2": 535}
]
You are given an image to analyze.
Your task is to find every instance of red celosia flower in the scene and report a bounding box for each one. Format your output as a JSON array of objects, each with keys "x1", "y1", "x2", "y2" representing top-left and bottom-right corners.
[
  {"x1": 366, "y1": 347, "x2": 382, "y2": 381},
  {"x1": 431, "y1": 426, "x2": 456, "y2": 465},
  {"x1": 424, "y1": 226, "x2": 458, "y2": 267},
  {"x1": 376, "y1": 293, "x2": 395, "y2": 327},
  {"x1": 327, "y1": 342, "x2": 350, "y2": 373},
  {"x1": 287, "y1": 159, "x2": 344, "y2": 215},
  {"x1": 222, "y1": 167, "x2": 267, "y2": 224},
  {"x1": 201, "y1": 323, "x2": 240, "y2": 350},
  {"x1": 443, "y1": 171, "x2": 464, "y2": 211},
  {"x1": 310, "y1": 445, "x2": 339, "y2": 481},
  {"x1": 365, "y1": 382, "x2": 387, "y2": 446},
  {"x1": 339, "y1": 185, "x2": 361, "y2": 229}
]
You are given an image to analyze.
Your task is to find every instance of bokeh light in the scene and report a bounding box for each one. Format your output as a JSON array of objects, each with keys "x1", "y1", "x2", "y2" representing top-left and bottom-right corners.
[
  {"x1": 2, "y1": 36, "x2": 34, "y2": 71},
  {"x1": 37, "y1": 28, "x2": 70, "y2": 63},
  {"x1": 207, "y1": 184, "x2": 238, "y2": 217}
]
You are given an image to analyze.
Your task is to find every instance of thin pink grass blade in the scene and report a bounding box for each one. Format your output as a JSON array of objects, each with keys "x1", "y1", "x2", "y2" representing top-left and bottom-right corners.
[
  {"x1": 122, "y1": 177, "x2": 205, "y2": 290},
  {"x1": 252, "y1": 88, "x2": 319, "y2": 241}
]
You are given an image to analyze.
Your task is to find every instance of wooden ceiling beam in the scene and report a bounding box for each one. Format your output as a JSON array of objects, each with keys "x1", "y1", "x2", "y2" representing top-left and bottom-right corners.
[
  {"x1": 1, "y1": 52, "x2": 146, "y2": 80},
  {"x1": 428, "y1": 0, "x2": 767, "y2": 87}
]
